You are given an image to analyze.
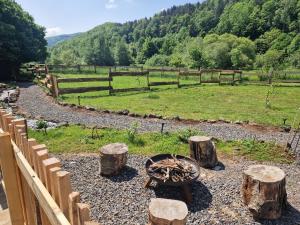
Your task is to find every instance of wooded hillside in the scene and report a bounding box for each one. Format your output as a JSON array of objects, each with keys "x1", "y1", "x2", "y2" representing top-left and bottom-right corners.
[{"x1": 48, "y1": 0, "x2": 300, "y2": 69}]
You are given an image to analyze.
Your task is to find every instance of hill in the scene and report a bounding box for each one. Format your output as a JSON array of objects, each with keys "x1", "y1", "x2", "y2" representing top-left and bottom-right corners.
[
  {"x1": 46, "y1": 33, "x2": 81, "y2": 47},
  {"x1": 47, "y1": 0, "x2": 300, "y2": 69}
]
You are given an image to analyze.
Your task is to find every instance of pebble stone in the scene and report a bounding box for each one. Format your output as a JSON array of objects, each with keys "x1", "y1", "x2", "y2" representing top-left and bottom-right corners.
[{"x1": 59, "y1": 154, "x2": 300, "y2": 225}]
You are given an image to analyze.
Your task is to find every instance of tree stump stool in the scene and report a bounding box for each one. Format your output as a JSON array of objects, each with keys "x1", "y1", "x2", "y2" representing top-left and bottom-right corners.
[
  {"x1": 188, "y1": 136, "x2": 218, "y2": 168},
  {"x1": 148, "y1": 198, "x2": 188, "y2": 225},
  {"x1": 242, "y1": 165, "x2": 287, "y2": 220},
  {"x1": 99, "y1": 143, "x2": 128, "y2": 176}
]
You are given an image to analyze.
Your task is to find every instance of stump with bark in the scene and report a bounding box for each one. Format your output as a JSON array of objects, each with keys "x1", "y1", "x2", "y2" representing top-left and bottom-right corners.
[
  {"x1": 241, "y1": 165, "x2": 287, "y2": 220},
  {"x1": 188, "y1": 136, "x2": 218, "y2": 168},
  {"x1": 148, "y1": 198, "x2": 188, "y2": 225},
  {"x1": 99, "y1": 143, "x2": 128, "y2": 176}
]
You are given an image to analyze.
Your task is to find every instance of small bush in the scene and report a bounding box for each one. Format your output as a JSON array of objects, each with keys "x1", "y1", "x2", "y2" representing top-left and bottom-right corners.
[
  {"x1": 36, "y1": 120, "x2": 48, "y2": 134},
  {"x1": 147, "y1": 94, "x2": 160, "y2": 99},
  {"x1": 127, "y1": 122, "x2": 139, "y2": 143},
  {"x1": 177, "y1": 128, "x2": 201, "y2": 143}
]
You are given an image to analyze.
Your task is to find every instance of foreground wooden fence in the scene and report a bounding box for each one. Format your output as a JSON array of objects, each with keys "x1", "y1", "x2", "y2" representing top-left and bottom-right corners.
[{"x1": 0, "y1": 109, "x2": 100, "y2": 225}]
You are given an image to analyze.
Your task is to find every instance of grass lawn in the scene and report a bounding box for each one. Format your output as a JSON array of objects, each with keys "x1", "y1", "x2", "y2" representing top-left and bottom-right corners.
[
  {"x1": 29, "y1": 125, "x2": 294, "y2": 164},
  {"x1": 56, "y1": 73, "x2": 300, "y2": 127}
]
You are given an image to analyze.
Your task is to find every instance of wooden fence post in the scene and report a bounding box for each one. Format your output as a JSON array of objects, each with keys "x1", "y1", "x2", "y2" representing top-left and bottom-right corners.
[
  {"x1": 108, "y1": 68, "x2": 112, "y2": 95},
  {"x1": 77, "y1": 203, "x2": 90, "y2": 225},
  {"x1": 0, "y1": 133, "x2": 26, "y2": 225},
  {"x1": 57, "y1": 171, "x2": 73, "y2": 220},
  {"x1": 69, "y1": 192, "x2": 80, "y2": 225}
]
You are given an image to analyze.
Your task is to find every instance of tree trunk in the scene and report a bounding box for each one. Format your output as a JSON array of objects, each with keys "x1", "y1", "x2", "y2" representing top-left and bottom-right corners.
[
  {"x1": 99, "y1": 143, "x2": 128, "y2": 176},
  {"x1": 148, "y1": 198, "x2": 188, "y2": 225},
  {"x1": 241, "y1": 165, "x2": 287, "y2": 220},
  {"x1": 188, "y1": 136, "x2": 218, "y2": 168}
]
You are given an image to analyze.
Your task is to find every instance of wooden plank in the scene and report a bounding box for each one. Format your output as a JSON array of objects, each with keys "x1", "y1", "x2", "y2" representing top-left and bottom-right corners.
[
  {"x1": 32, "y1": 144, "x2": 47, "y2": 172},
  {"x1": 9, "y1": 139, "x2": 71, "y2": 225},
  {"x1": 49, "y1": 167, "x2": 61, "y2": 202},
  {"x1": 109, "y1": 71, "x2": 149, "y2": 77},
  {"x1": 278, "y1": 80, "x2": 300, "y2": 83},
  {"x1": 200, "y1": 80, "x2": 220, "y2": 83},
  {"x1": 76, "y1": 203, "x2": 90, "y2": 225},
  {"x1": 0, "y1": 133, "x2": 25, "y2": 225},
  {"x1": 59, "y1": 86, "x2": 111, "y2": 94},
  {"x1": 84, "y1": 222, "x2": 100, "y2": 225},
  {"x1": 110, "y1": 87, "x2": 150, "y2": 94},
  {"x1": 36, "y1": 150, "x2": 49, "y2": 182},
  {"x1": 179, "y1": 83, "x2": 202, "y2": 88},
  {"x1": 149, "y1": 81, "x2": 179, "y2": 86},
  {"x1": 69, "y1": 192, "x2": 80, "y2": 225},
  {"x1": 179, "y1": 71, "x2": 201, "y2": 76},
  {"x1": 58, "y1": 77, "x2": 112, "y2": 83},
  {"x1": 57, "y1": 171, "x2": 73, "y2": 220},
  {"x1": 27, "y1": 138, "x2": 37, "y2": 167},
  {"x1": 42, "y1": 158, "x2": 61, "y2": 191}
]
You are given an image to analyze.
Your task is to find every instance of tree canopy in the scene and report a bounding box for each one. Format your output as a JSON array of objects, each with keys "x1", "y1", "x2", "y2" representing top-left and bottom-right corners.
[
  {"x1": 48, "y1": 0, "x2": 300, "y2": 69},
  {"x1": 0, "y1": 0, "x2": 47, "y2": 80}
]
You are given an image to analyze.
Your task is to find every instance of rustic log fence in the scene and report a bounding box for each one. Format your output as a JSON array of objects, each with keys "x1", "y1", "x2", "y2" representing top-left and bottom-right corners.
[{"x1": 0, "y1": 109, "x2": 100, "y2": 225}]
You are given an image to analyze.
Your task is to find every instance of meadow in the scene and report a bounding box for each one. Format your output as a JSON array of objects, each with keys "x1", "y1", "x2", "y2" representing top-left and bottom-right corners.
[
  {"x1": 29, "y1": 125, "x2": 294, "y2": 163},
  {"x1": 53, "y1": 70, "x2": 300, "y2": 128}
]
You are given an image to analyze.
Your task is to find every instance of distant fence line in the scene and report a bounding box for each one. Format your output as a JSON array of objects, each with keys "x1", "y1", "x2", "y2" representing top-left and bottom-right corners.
[
  {"x1": 39, "y1": 66, "x2": 243, "y2": 97},
  {"x1": 34, "y1": 64, "x2": 300, "y2": 97}
]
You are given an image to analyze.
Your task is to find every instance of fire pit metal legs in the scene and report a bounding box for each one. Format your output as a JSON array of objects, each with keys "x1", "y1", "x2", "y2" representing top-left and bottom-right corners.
[{"x1": 144, "y1": 178, "x2": 193, "y2": 204}]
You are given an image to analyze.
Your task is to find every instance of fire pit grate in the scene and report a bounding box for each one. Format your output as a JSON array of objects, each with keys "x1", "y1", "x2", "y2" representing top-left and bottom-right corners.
[{"x1": 144, "y1": 154, "x2": 200, "y2": 203}]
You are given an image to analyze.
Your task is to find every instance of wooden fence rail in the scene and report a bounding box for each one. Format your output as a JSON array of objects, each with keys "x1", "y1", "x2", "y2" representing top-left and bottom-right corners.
[{"x1": 0, "y1": 109, "x2": 100, "y2": 225}]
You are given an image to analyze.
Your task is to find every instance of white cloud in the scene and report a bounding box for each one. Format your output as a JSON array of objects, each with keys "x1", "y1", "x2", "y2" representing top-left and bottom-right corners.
[
  {"x1": 105, "y1": 0, "x2": 118, "y2": 9},
  {"x1": 46, "y1": 27, "x2": 63, "y2": 37}
]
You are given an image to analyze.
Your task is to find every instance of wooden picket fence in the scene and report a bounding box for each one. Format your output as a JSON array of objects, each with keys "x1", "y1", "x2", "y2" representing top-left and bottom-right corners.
[{"x1": 0, "y1": 109, "x2": 100, "y2": 225}]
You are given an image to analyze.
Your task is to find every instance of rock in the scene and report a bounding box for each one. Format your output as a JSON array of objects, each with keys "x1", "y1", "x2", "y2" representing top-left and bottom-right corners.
[{"x1": 117, "y1": 109, "x2": 129, "y2": 115}]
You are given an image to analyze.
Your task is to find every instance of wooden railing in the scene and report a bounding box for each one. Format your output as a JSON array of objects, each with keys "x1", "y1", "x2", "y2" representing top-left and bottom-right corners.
[{"x1": 0, "y1": 109, "x2": 100, "y2": 225}]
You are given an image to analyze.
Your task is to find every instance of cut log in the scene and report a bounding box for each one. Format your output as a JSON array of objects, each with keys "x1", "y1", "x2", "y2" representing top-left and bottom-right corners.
[
  {"x1": 188, "y1": 136, "x2": 218, "y2": 168},
  {"x1": 241, "y1": 165, "x2": 287, "y2": 220},
  {"x1": 148, "y1": 198, "x2": 188, "y2": 225},
  {"x1": 99, "y1": 143, "x2": 128, "y2": 176}
]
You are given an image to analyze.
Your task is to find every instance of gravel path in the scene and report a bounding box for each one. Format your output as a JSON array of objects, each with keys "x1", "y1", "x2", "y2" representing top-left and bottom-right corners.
[
  {"x1": 59, "y1": 154, "x2": 300, "y2": 225},
  {"x1": 17, "y1": 83, "x2": 291, "y2": 144}
]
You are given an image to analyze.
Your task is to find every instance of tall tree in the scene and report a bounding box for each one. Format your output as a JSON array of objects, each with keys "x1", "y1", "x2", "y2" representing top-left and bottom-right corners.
[{"x1": 0, "y1": 0, "x2": 47, "y2": 80}]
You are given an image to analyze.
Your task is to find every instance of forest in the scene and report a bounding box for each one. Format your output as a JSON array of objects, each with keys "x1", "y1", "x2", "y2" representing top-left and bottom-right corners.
[{"x1": 47, "y1": 0, "x2": 300, "y2": 70}]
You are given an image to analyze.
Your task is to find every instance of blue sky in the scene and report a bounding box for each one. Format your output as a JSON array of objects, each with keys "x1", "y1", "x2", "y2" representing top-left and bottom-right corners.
[{"x1": 15, "y1": 0, "x2": 202, "y2": 37}]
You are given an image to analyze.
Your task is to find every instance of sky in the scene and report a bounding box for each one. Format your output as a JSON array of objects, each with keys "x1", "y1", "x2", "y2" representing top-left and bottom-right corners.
[{"x1": 15, "y1": 0, "x2": 202, "y2": 37}]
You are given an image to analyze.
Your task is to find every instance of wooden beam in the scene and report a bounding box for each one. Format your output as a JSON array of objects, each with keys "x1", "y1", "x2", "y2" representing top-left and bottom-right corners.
[
  {"x1": 59, "y1": 86, "x2": 111, "y2": 94},
  {"x1": 0, "y1": 133, "x2": 26, "y2": 225},
  {"x1": 10, "y1": 140, "x2": 71, "y2": 225},
  {"x1": 110, "y1": 87, "x2": 150, "y2": 94},
  {"x1": 69, "y1": 192, "x2": 80, "y2": 225},
  {"x1": 109, "y1": 71, "x2": 149, "y2": 77},
  {"x1": 57, "y1": 171, "x2": 73, "y2": 220},
  {"x1": 58, "y1": 77, "x2": 112, "y2": 83},
  {"x1": 149, "y1": 81, "x2": 179, "y2": 86},
  {"x1": 49, "y1": 167, "x2": 61, "y2": 203},
  {"x1": 76, "y1": 203, "x2": 90, "y2": 225},
  {"x1": 42, "y1": 158, "x2": 61, "y2": 191}
]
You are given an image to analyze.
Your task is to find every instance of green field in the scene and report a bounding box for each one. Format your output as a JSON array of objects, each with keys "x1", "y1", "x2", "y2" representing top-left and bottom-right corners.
[
  {"x1": 54, "y1": 72, "x2": 300, "y2": 127},
  {"x1": 29, "y1": 125, "x2": 294, "y2": 163}
]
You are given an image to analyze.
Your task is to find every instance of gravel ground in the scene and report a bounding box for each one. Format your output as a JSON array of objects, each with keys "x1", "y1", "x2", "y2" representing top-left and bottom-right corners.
[
  {"x1": 16, "y1": 83, "x2": 292, "y2": 144},
  {"x1": 59, "y1": 154, "x2": 300, "y2": 225}
]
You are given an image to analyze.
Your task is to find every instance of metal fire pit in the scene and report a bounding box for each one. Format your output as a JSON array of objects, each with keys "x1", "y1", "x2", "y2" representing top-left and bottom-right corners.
[{"x1": 144, "y1": 154, "x2": 200, "y2": 203}]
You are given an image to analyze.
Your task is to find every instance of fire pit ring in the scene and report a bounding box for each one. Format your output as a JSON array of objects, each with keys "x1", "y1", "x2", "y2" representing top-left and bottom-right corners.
[{"x1": 144, "y1": 154, "x2": 200, "y2": 203}]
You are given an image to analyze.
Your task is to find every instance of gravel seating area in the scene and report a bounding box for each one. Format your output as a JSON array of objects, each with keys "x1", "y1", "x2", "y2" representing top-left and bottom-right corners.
[
  {"x1": 60, "y1": 154, "x2": 300, "y2": 225},
  {"x1": 16, "y1": 83, "x2": 291, "y2": 144}
]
